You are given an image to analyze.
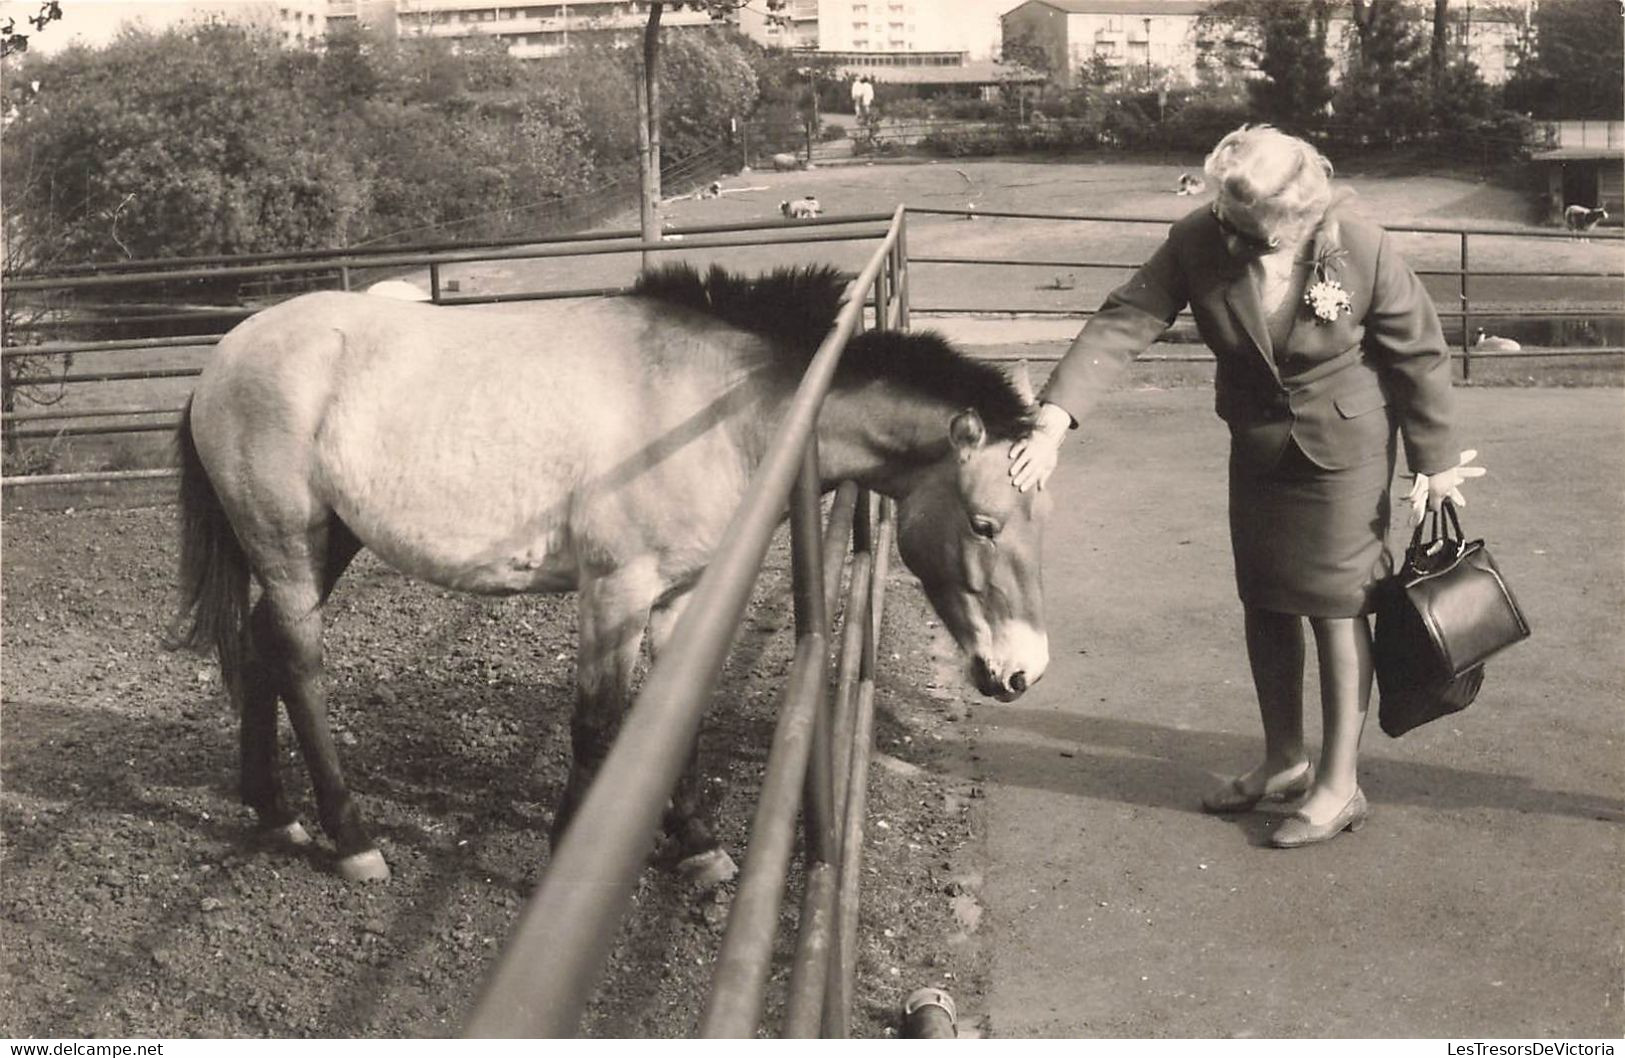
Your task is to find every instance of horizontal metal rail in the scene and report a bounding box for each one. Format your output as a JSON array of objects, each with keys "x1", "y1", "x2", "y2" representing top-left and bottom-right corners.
[
  {"x1": 911, "y1": 305, "x2": 1622, "y2": 321},
  {"x1": 3, "y1": 335, "x2": 220, "y2": 359},
  {"x1": 462, "y1": 207, "x2": 905, "y2": 1038},
  {"x1": 0, "y1": 467, "x2": 179, "y2": 488},
  {"x1": 3, "y1": 419, "x2": 180, "y2": 440},
  {"x1": 1, "y1": 404, "x2": 186, "y2": 422},
  {"x1": 913, "y1": 255, "x2": 1623, "y2": 281},
  {"x1": 1, "y1": 219, "x2": 895, "y2": 294},
  {"x1": 906, "y1": 205, "x2": 1625, "y2": 240},
  {"x1": 4, "y1": 214, "x2": 898, "y2": 281}
]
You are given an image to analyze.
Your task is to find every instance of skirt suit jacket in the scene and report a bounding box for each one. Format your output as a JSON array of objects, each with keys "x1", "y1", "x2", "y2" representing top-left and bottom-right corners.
[{"x1": 1040, "y1": 201, "x2": 1462, "y2": 615}]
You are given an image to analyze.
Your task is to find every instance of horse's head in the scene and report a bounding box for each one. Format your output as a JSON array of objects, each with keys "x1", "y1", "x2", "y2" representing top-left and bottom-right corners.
[{"x1": 893, "y1": 373, "x2": 1051, "y2": 703}]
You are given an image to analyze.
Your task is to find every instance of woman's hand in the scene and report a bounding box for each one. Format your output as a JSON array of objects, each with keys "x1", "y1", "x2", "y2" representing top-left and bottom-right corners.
[
  {"x1": 1407, "y1": 449, "x2": 1487, "y2": 518},
  {"x1": 1009, "y1": 402, "x2": 1072, "y2": 492}
]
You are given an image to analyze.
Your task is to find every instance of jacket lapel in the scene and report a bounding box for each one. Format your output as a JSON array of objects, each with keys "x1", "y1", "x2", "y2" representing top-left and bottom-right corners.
[
  {"x1": 1282, "y1": 212, "x2": 1343, "y2": 355},
  {"x1": 1223, "y1": 263, "x2": 1278, "y2": 380}
]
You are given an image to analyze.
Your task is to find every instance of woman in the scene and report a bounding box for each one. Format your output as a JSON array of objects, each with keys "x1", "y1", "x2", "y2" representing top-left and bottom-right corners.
[{"x1": 1009, "y1": 126, "x2": 1484, "y2": 848}]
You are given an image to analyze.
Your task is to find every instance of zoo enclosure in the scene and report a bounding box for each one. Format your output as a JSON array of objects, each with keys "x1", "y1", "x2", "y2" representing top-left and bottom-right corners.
[{"x1": 3, "y1": 208, "x2": 918, "y2": 1037}]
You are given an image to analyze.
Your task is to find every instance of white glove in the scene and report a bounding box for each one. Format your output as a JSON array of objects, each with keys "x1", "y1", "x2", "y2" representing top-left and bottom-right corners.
[
  {"x1": 1009, "y1": 402, "x2": 1072, "y2": 492},
  {"x1": 1408, "y1": 448, "x2": 1487, "y2": 519}
]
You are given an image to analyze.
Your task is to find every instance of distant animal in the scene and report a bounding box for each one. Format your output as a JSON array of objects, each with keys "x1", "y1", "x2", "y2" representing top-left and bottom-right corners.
[
  {"x1": 780, "y1": 196, "x2": 822, "y2": 219},
  {"x1": 697, "y1": 181, "x2": 723, "y2": 200},
  {"x1": 171, "y1": 264, "x2": 1051, "y2": 884},
  {"x1": 770, "y1": 152, "x2": 801, "y2": 171},
  {"x1": 1042, "y1": 273, "x2": 1076, "y2": 291},
  {"x1": 1175, "y1": 172, "x2": 1207, "y2": 196},
  {"x1": 1564, "y1": 204, "x2": 1607, "y2": 238},
  {"x1": 365, "y1": 279, "x2": 430, "y2": 302},
  {"x1": 1472, "y1": 328, "x2": 1521, "y2": 352}
]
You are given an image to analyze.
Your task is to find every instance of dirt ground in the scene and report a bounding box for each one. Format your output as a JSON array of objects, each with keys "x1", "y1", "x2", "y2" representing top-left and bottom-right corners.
[{"x1": 0, "y1": 499, "x2": 988, "y2": 1037}]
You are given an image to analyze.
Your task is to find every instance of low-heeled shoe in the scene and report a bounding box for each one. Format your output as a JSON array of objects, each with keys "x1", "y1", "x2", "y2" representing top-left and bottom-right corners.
[
  {"x1": 1200, "y1": 762, "x2": 1314, "y2": 814},
  {"x1": 1269, "y1": 787, "x2": 1369, "y2": 848}
]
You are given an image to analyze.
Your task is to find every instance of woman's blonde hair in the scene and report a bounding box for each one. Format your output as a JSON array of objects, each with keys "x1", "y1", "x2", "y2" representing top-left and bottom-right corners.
[{"x1": 1203, "y1": 125, "x2": 1333, "y2": 229}]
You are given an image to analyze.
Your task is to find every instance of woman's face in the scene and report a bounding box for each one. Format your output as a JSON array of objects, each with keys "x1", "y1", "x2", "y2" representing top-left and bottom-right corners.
[{"x1": 1211, "y1": 199, "x2": 1283, "y2": 261}]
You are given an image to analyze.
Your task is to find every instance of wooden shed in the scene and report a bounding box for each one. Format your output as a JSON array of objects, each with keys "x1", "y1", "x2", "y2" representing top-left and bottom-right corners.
[{"x1": 1530, "y1": 120, "x2": 1623, "y2": 227}]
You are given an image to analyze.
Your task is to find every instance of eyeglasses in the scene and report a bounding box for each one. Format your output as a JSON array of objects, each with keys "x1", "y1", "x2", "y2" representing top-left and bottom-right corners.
[{"x1": 1211, "y1": 203, "x2": 1279, "y2": 253}]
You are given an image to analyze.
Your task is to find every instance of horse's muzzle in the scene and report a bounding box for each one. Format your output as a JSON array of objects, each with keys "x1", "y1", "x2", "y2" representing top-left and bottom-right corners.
[{"x1": 972, "y1": 656, "x2": 1031, "y2": 702}]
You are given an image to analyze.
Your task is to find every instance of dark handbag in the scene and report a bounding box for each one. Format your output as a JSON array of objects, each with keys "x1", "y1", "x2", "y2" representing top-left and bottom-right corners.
[{"x1": 1374, "y1": 501, "x2": 1531, "y2": 737}]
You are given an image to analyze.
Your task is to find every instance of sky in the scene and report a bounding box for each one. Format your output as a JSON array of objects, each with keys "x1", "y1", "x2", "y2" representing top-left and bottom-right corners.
[
  {"x1": 3, "y1": 1, "x2": 280, "y2": 54},
  {"x1": 5, "y1": 0, "x2": 1031, "y2": 59}
]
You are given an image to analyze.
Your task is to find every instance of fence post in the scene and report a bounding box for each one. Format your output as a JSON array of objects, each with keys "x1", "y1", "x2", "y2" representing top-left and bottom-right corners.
[
  {"x1": 792, "y1": 437, "x2": 838, "y2": 869},
  {"x1": 1459, "y1": 231, "x2": 1472, "y2": 382}
]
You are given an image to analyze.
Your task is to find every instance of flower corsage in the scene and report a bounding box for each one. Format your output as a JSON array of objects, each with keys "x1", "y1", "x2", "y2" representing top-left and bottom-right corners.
[{"x1": 1303, "y1": 246, "x2": 1351, "y2": 324}]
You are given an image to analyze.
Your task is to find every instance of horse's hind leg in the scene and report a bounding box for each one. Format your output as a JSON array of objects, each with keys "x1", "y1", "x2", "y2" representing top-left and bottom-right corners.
[
  {"x1": 240, "y1": 526, "x2": 362, "y2": 853},
  {"x1": 240, "y1": 600, "x2": 307, "y2": 847},
  {"x1": 250, "y1": 522, "x2": 384, "y2": 880}
]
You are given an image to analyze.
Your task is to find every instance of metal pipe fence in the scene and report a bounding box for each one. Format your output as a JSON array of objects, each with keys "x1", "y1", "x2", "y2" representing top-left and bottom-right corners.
[
  {"x1": 5, "y1": 206, "x2": 1618, "y2": 472},
  {"x1": 463, "y1": 206, "x2": 910, "y2": 1037},
  {"x1": 0, "y1": 216, "x2": 893, "y2": 485},
  {"x1": 904, "y1": 207, "x2": 1625, "y2": 380}
]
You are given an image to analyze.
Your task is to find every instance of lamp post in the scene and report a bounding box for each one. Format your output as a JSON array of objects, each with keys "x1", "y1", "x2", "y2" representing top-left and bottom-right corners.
[{"x1": 1143, "y1": 16, "x2": 1152, "y2": 83}]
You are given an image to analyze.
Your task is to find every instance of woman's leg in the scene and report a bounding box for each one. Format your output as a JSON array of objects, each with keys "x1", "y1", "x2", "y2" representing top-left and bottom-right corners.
[
  {"x1": 1242, "y1": 606, "x2": 1310, "y2": 774},
  {"x1": 1298, "y1": 614, "x2": 1374, "y2": 819},
  {"x1": 1208, "y1": 605, "x2": 1313, "y2": 801}
]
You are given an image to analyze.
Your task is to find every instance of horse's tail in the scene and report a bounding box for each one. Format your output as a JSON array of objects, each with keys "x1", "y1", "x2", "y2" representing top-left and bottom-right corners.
[{"x1": 169, "y1": 399, "x2": 251, "y2": 702}]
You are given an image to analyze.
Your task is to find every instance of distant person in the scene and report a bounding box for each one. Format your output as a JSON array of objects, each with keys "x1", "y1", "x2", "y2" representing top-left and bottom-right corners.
[
  {"x1": 1008, "y1": 125, "x2": 1484, "y2": 848},
  {"x1": 852, "y1": 75, "x2": 874, "y2": 119}
]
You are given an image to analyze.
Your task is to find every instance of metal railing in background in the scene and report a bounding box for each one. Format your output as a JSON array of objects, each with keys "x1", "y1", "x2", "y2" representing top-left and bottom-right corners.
[
  {"x1": 904, "y1": 207, "x2": 1625, "y2": 380},
  {"x1": 464, "y1": 207, "x2": 910, "y2": 1038},
  {"x1": 0, "y1": 214, "x2": 893, "y2": 486}
]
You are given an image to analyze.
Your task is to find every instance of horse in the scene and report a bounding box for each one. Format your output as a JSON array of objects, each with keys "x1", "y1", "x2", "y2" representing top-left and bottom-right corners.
[
  {"x1": 171, "y1": 263, "x2": 1051, "y2": 884},
  {"x1": 1564, "y1": 204, "x2": 1607, "y2": 240},
  {"x1": 780, "y1": 196, "x2": 822, "y2": 219}
]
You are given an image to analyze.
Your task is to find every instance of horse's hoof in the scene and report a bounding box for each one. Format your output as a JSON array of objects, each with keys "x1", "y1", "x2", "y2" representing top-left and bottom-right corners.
[
  {"x1": 337, "y1": 849, "x2": 391, "y2": 883},
  {"x1": 677, "y1": 848, "x2": 738, "y2": 890},
  {"x1": 260, "y1": 821, "x2": 312, "y2": 848}
]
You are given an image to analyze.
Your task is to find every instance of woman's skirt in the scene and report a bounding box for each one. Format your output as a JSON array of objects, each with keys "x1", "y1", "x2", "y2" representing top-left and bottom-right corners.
[{"x1": 1228, "y1": 436, "x2": 1398, "y2": 618}]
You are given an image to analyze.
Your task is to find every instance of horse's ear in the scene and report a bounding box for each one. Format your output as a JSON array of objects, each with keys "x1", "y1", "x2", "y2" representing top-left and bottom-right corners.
[
  {"x1": 949, "y1": 409, "x2": 986, "y2": 462},
  {"x1": 1009, "y1": 359, "x2": 1036, "y2": 405}
]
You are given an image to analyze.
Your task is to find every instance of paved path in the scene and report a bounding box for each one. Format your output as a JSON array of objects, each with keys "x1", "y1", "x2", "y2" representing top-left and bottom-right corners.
[{"x1": 967, "y1": 386, "x2": 1623, "y2": 1038}]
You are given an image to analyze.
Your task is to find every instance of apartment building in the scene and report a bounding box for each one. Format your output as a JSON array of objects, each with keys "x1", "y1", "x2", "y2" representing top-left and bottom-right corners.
[
  {"x1": 1000, "y1": 0, "x2": 1523, "y2": 87},
  {"x1": 737, "y1": 0, "x2": 1010, "y2": 60},
  {"x1": 306, "y1": 1, "x2": 725, "y2": 58}
]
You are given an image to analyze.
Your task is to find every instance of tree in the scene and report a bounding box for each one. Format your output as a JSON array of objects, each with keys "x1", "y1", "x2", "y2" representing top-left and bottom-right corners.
[
  {"x1": 1503, "y1": 0, "x2": 1623, "y2": 119},
  {"x1": 1249, "y1": 0, "x2": 1333, "y2": 130},
  {"x1": 1199, "y1": 0, "x2": 1334, "y2": 131},
  {"x1": 1337, "y1": 0, "x2": 1431, "y2": 142},
  {"x1": 632, "y1": 2, "x2": 786, "y2": 259},
  {"x1": 0, "y1": 0, "x2": 59, "y2": 58}
]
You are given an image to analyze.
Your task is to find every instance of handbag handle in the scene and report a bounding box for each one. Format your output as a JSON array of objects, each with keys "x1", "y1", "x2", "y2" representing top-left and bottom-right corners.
[{"x1": 1407, "y1": 499, "x2": 1466, "y2": 561}]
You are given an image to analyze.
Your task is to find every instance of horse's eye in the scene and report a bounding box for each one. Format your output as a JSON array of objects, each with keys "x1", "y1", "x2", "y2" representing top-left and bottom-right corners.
[{"x1": 970, "y1": 515, "x2": 1000, "y2": 540}]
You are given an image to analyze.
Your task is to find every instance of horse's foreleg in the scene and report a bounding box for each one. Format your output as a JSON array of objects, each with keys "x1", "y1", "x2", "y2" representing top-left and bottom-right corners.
[
  {"x1": 647, "y1": 590, "x2": 710, "y2": 855},
  {"x1": 648, "y1": 591, "x2": 736, "y2": 888},
  {"x1": 552, "y1": 566, "x2": 661, "y2": 849}
]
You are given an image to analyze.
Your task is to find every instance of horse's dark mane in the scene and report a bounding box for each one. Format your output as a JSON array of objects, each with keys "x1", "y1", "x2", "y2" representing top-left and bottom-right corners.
[{"x1": 631, "y1": 263, "x2": 1033, "y2": 440}]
